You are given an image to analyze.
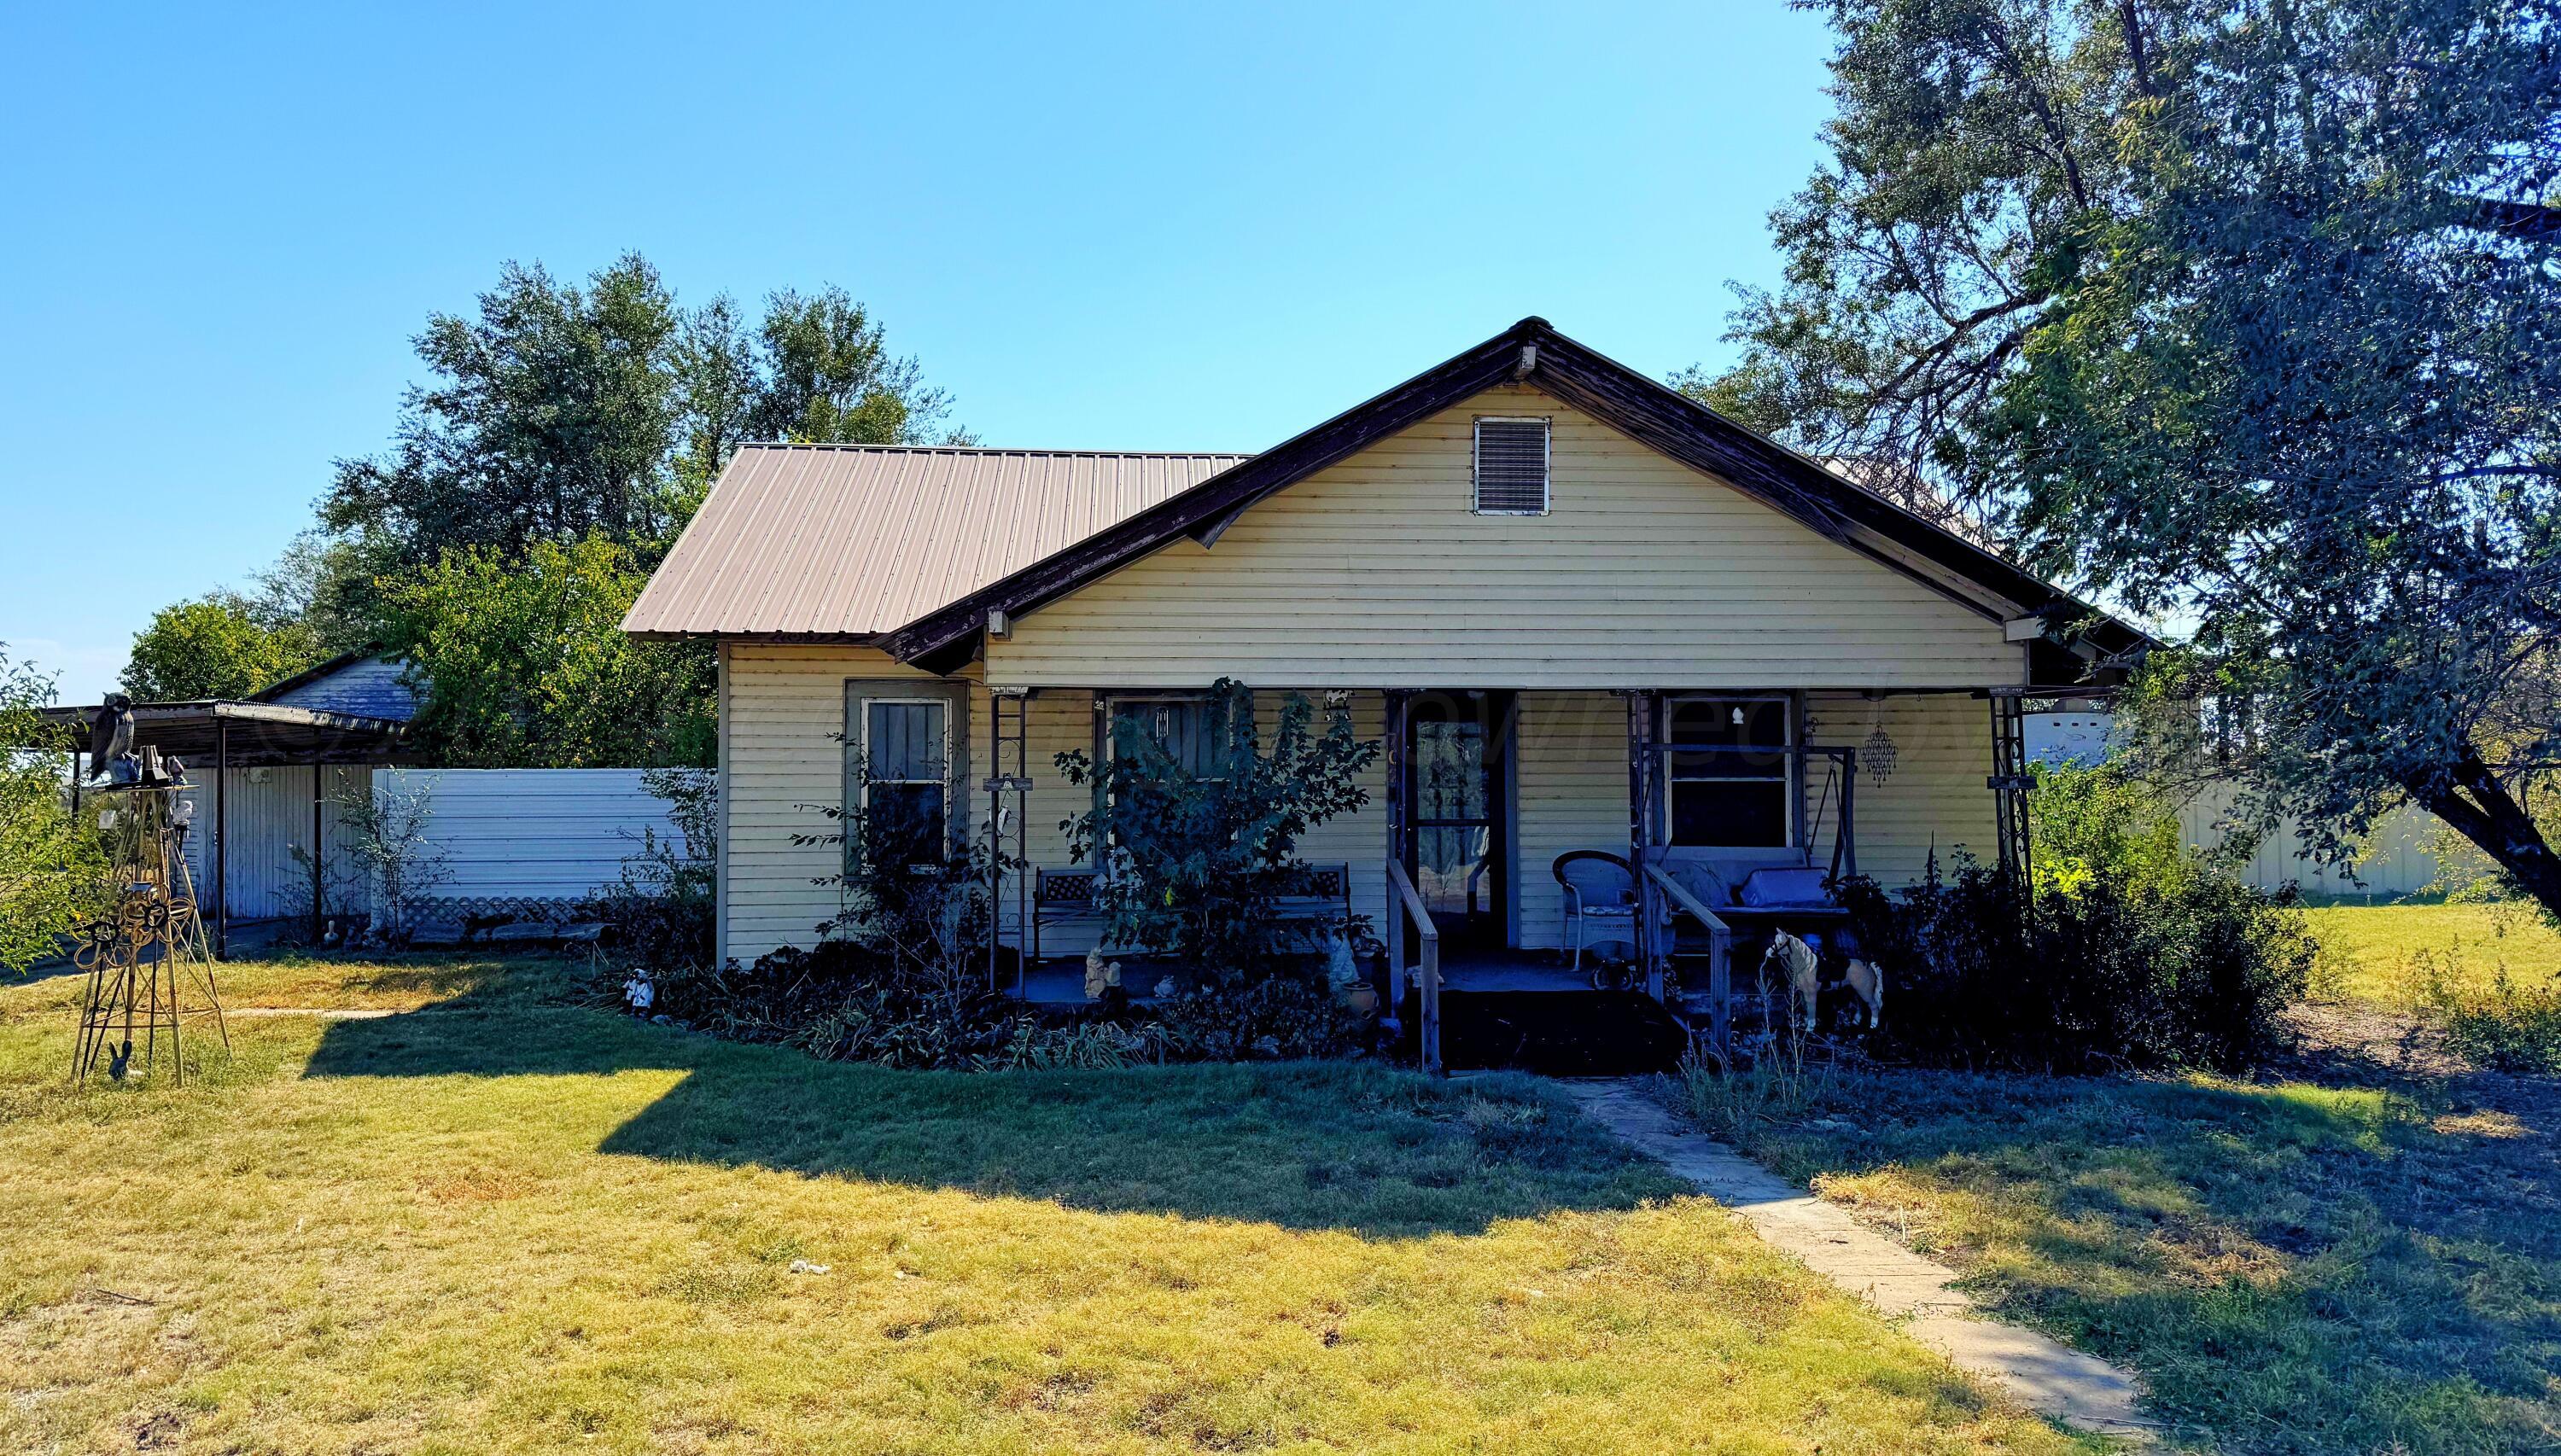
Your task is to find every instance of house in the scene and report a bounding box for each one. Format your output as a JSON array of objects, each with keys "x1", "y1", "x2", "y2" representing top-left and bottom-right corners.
[{"x1": 624, "y1": 318, "x2": 2143, "y2": 1053}]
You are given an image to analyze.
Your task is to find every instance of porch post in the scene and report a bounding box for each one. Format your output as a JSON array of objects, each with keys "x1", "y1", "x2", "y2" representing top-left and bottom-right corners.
[
  {"x1": 1987, "y1": 689, "x2": 2033, "y2": 881},
  {"x1": 1380, "y1": 689, "x2": 1411, "y2": 1017},
  {"x1": 1624, "y1": 690, "x2": 1663, "y2": 999},
  {"x1": 213, "y1": 715, "x2": 229, "y2": 960}
]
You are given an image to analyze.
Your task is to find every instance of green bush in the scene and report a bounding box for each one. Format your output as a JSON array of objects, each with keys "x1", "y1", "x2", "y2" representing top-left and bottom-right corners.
[
  {"x1": 1836, "y1": 764, "x2": 2313, "y2": 1074},
  {"x1": 2400, "y1": 947, "x2": 2561, "y2": 1074}
]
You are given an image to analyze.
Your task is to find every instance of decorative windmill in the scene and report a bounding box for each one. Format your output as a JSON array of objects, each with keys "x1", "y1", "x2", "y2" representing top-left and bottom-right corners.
[{"x1": 69, "y1": 757, "x2": 229, "y2": 1086}]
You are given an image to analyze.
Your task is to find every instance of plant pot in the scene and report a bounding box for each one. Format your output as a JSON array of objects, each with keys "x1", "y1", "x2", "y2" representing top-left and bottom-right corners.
[{"x1": 1341, "y1": 983, "x2": 1380, "y2": 1016}]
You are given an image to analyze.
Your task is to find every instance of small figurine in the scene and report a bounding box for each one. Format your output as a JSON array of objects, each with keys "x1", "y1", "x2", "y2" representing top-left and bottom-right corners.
[
  {"x1": 84, "y1": 694, "x2": 137, "y2": 788},
  {"x1": 1082, "y1": 948, "x2": 1123, "y2": 999}
]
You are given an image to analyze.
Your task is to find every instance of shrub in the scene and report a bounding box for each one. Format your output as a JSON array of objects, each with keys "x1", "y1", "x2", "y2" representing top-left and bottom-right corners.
[
  {"x1": 1836, "y1": 763, "x2": 2313, "y2": 1074},
  {"x1": 598, "y1": 767, "x2": 718, "y2": 970},
  {"x1": 2400, "y1": 946, "x2": 2561, "y2": 1075},
  {"x1": 1053, "y1": 678, "x2": 1380, "y2": 1051},
  {"x1": 1053, "y1": 680, "x2": 1378, "y2": 981}
]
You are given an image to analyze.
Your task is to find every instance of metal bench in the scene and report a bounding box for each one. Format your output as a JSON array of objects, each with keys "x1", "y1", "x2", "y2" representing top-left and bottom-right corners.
[{"x1": 1030, "y1": 861, "x2": 1355, "y2": 964}]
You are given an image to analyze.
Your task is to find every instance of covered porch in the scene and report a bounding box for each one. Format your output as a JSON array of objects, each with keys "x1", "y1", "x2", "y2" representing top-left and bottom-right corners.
[{"x1": 976, "y1": 682, "x2": 2041, "y2": 1069}]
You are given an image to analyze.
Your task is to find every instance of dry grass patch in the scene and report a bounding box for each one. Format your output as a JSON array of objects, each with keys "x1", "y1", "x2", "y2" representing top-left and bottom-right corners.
[{"x1": 0, "y1": 957, "x2": 2097, "y2": 1455}]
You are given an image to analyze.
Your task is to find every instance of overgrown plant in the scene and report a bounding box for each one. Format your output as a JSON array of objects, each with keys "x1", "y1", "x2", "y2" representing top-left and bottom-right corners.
[
  {"x1": 2399, "y1": 946, "x2": 2561, "y2": 1075},
  {"x1": 335, "y1": 777, "x2": 452, "y2": 931},
  {"x1": 0, "y1": 645, "x2": 107, "y2": 970},
  {"x1": 1838, "y1": 766, "x2": 2313, "y2": 1073},
  {"x1": 598, "y1": 766, "x2": 719, "y2": 970},
  {"x1": 1053, "y1": 680, "x2": 1378, "y2": 986}
]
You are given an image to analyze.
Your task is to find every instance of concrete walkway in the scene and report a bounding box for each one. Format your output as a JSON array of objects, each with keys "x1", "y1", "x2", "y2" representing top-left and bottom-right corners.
[
  {"x1": 1563, "y1": 1078, "x2": 2161, "y2": 1446},
  {"x1": 221, "y1": 1007, "x2": 404, "y2": 1020}
]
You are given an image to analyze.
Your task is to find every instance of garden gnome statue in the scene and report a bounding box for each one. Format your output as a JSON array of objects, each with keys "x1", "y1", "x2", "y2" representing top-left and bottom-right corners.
[
  {"x1": 85, "y1": 694, "x2": 137, "y2": 787},
  {"x1": 1082, "y1": 947, "x2": 1122, "y2": 1000}
]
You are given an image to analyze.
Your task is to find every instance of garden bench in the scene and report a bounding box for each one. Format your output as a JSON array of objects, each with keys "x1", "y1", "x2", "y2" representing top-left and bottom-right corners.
[{"x1": 1030, "y1": 862, "x2": 1355, "y2": 964}]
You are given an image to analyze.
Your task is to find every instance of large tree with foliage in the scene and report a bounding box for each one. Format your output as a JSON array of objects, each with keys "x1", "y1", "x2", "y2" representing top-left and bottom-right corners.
[
  {"x1": 324, "y1": 254, "x2": 965, "y2": 575},
  {"x1": 371, "y1": 534, "x2": 715, "y2": 768},
  {"x1": 0, "y1": 647, "x2": 105, "y2": 970},
  {"x1": 121, "y1": 591, "x2": 324, "y2": 702},
  {"x1": 1703, "y1": 0, "x2": 2561, "y2": 914}
]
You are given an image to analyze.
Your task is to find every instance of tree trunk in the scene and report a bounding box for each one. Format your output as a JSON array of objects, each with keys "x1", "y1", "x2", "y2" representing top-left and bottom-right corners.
[{"x1": 2403, "y1": 752, "x2": 2561, "y2": 918}]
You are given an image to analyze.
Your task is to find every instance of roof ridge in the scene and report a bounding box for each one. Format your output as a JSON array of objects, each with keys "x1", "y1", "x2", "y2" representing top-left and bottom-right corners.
[{"x1": 735, "y1": 441, "x2": 1252, "y2": 457}]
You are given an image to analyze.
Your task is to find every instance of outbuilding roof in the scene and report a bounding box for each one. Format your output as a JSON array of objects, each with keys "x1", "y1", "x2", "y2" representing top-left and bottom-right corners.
[{"x1": 622, "y1": 446, "x2": 1249, "y2": 639}]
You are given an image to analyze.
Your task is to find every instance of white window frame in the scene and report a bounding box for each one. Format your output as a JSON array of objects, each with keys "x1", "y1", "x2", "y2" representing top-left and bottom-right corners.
[
  {"x1": 1660, "y1": 694, "x2": 1797, "y2": 850},
  {"x1": 856, "y1": 694, "x2": 954, "y2": 836},
  {"x1": 1472, "y1": 415, "x2": 1553, "y2": 516}
]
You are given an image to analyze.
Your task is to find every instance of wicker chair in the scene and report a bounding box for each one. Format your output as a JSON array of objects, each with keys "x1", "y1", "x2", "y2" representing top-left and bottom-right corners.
[{"x1": 1553, "y1": 850, "x2": 1640, "y2": 986}]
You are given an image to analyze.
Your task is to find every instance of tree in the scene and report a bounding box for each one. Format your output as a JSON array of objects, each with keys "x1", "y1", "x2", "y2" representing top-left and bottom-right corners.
[
  {"x1": 326, "y1": 258, "x2": 966, "y2": 575},
  {"x1": 121, "y1": 591, "x2": 324, "y2": 702},
  {"x1": 0, "y1": 646, "x2": 105, "y2": 970},
  {"x1": 1705, "y1": 0, "x2": 2561, "y2": 916},
  {"x1": 1053, "y1": 682, "x2": 1380, "y2": 987},
  {"x1": 371, "y1": 534, "x2": 715, "y2": 768},
  {"x1": 323, "y1": 254, "x2": 690, "y2": 571}
]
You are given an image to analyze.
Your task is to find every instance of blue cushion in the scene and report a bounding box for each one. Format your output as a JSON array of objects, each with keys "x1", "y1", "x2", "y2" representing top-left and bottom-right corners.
[{"x1": 1737, "y1": 867, "x2": 1832, "y2": 908}]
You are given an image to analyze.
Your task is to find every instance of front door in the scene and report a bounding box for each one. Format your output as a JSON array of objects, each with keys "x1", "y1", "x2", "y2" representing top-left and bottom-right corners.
[{"x1": 1405, "y1": 692, "x2": 1512, "y2": 951}]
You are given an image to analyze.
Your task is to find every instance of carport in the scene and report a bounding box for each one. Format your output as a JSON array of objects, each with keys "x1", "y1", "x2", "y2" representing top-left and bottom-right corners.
[{"x1": 37, "y1": 701, "x2": 415, "y2": 957}]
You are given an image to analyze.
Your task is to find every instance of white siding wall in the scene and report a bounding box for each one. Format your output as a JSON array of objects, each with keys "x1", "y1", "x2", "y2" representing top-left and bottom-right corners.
[
  {"x1": 379, "y1": 769, "x2": 683, "y2": 906},
  {"x1": 178, "y1": 766, "x2": 375, "y2": 922},
  {"x1": 992, "y1": 385, "x2": 2026, "y2": 690},
  {"x1": 2175, "y1": 786, "x2": 2445, "y2": 899}
]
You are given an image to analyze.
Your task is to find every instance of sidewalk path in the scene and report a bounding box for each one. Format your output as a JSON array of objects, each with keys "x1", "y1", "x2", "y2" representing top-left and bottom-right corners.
[{"x1": 1563, "y1": 1078, "x2": 2161, "y2": 1445}]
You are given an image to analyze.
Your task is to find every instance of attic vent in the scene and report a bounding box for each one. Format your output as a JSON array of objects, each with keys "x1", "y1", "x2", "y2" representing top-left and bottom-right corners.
[{"x1": 1473, "y1": 416, "x2": 1550, "y2": 515}]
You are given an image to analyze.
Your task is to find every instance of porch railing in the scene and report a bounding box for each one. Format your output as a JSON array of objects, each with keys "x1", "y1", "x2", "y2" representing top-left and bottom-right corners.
[
  {"x1": 1384, "y1": 856, "x2": 1442, "y2": 1075},
  {"x1": 1642, "y1": 857, "x2": 1734, "y2": 1056}
]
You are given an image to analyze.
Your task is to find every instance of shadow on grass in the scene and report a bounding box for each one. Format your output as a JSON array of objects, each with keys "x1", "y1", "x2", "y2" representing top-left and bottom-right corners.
[
  {"x1": 1734, "y1": 1067, "x2": 2561, "y2": 1456},
  {"x1": 302, "y1": 979, "x2": 1685, "y2": 1239}
]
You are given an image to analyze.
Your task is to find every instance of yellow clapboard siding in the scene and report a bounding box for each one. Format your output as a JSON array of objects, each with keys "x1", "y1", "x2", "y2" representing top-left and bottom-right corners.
[
  {"x1": 989, "y1": 384, "x2": 2025, "y2": 690},
  {"x1": 721, "y1": 644, "x2": 988, "y2": 965},
  {"x1": 717, "y1": 651, "x2": 2001, "y2": 964},
  {"x1": 1806, "y1": 692, "x2": 1999, "y2": 883}
]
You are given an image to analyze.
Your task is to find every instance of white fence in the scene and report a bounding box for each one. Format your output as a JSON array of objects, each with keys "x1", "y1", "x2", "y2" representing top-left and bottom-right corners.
[
  {"x1": 378, "y1": 768, "x2": 683, "y2": 909},
  {"x1": 184, "y1": 767, "x2": 685, "y2": 923},
  {"x1": 2172, "y1": 783, "x2": 2446, "y2": 900}
]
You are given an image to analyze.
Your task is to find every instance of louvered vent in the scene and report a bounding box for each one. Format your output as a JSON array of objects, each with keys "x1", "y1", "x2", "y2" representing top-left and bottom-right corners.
[{"x1": 1473, "y1": 417, "x2": 1550, "y2": 515}]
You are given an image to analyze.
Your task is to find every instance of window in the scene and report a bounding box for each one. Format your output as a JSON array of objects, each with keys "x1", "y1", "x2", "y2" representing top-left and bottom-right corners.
[
  {"x1": 1108, "y1": 696, "x2": 1231, "y2": 778},
  {"x1": 1473, "y1": 416, "x2": 1550, "y2": 515},
  {"x1": 1664, "y1": 696, "x2": 1792, "y2": 847},
  {"x1": 859, "y1": 696, "x2": 949, "y2": 860}
]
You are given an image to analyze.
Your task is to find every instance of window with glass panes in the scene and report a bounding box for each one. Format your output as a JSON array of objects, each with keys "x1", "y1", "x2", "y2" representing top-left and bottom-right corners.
[
  {"x1": 857, "y1": 696, "x2": 949, "y2": 859},
  {"x1": 1663, "y1": 696, "x2": 1792, "y2": 847},
  {"x1": 1108, "y1": 696, "x2": 1231, "y2": 778}
]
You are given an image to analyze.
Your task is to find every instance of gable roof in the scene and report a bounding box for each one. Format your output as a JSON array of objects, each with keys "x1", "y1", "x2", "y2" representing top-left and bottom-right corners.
[
  {"x1": 627, "y1": 318, "x2": 2149, "y2": 684},
  {"x1": 623, "y1": 446, "x2": 1250, "y2": 638}
]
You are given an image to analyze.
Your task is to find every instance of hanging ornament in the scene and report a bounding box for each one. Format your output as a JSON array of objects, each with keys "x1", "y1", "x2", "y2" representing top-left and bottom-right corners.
[{"x1": 1859, "y1": 696, "x2": 1898, "y2": 786}]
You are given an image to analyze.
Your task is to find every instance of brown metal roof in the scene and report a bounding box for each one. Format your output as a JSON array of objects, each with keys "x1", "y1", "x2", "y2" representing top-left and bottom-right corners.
[{"x1": 622, "y1": 445, "x2": 1251, "y2": 639}]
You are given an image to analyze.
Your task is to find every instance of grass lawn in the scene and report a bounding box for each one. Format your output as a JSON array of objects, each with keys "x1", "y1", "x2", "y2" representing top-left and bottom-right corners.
[
  {"x1": 1687, "y1": 1063, "x2": 2561, "y2": 1456},
  {"x1": 2304, "y1": 902, "x2": 2561, "y2": 1004},
  {"x1": 0, "y1": 955, "x2": 2104, "y2": 1455}
]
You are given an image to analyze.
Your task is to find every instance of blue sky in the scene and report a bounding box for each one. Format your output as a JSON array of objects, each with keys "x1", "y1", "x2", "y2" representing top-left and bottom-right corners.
[{"x1": 0, "y1": 3, "x2": 1836, "y2": 703}]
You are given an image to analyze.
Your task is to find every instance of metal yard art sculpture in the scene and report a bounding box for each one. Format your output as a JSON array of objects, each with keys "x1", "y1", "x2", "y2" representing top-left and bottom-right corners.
[{"x1": 69, "y1": 752, "x2": 228, "y2": 1086}]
